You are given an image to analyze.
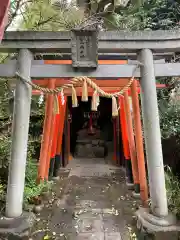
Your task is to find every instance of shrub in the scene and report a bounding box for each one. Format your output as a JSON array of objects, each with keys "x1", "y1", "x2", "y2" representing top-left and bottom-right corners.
[
  {"x1": 159, "y1": 100, "x2": 180, "y2": 141},
  {"x1": 0, "y1": 103, "x2": 51, "y2": 211},
  {"x1": 24, "y1": 158, "x2": 52, "y2": 206},
  {"x1": 165, "y1": 166, "x2": 180, "y2": 219}
]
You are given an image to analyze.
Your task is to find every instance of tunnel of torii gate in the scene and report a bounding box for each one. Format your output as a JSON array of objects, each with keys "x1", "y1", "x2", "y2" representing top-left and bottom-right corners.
[
  {"x1": 32, "y1": 59, "x2": 167, "y2": 202},
  {"x1": 0, "y1": 29, "x2": 180, "y2": 234}
]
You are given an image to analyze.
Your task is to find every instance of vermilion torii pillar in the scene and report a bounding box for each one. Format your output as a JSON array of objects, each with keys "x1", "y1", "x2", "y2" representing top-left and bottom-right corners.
[
  {"x1": 131, "y1": 80, "x2": 148, "y2": 206},
  {"x1": 53, "y1": 97, "x2": 67, "y2": 177},
  {"x1": 37, "y1": 79, "x2": 56, "y2": 182},
  {"x1": 124, "y1": 91, "x2": 140, "y2": 195},
  {"x1": 48, "y1": 97, "x2": 61, "y2": 178},
  {"x1": 119, "y1": 96, "x2": 133, "y2": 187}
]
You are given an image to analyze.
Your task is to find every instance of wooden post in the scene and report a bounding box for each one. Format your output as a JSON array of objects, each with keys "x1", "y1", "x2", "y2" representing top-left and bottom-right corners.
[
  {"x1": 52, "y1": 99, "x2": 62, "y2": 177},
  {"x1": 62, "y1": 103, "x2": 69, "y2": 167},
  {"x1": 118, "y1": 115, "x2": 125, "y2": 167},
  {"x1": 131, "y1": 80, "x2": 148, "y2": 206},
  {"x1": 124, "y1": 91, "x2": 140, "y2": 194},
  {"x1": 113, "y1": 118, "x2": 117, "y2": 162},
  {"x1": 37, "y1": 102, "x2": 47, "y2": 182},
  {"x1": 116, "y1": 100, "x2": 121, "y2": 165},
  {"x1": 67, "y1": 114, "x2": 71, "y2": 161},
  {"x1": 49, "y1": 112, "x2": 60, "y2": 178},
  {"x1": 119, "y1": 96, "x2": 133, "y2": 186},
  {"x1": 53, "y1": 96, "x2": 67, "y2": 175},
  {"x1": 45, "y1": 111, "x2": 55, "y2": 179},
  {"x1": 37, "y1": 79, "x2": 56, "y2": 182},
  {"x1": 45, "y1": 86, "x2": 58, "y2": 179}
]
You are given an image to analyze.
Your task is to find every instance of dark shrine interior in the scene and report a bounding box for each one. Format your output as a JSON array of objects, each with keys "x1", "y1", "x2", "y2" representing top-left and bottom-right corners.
[{"x1": 68, "y1": 96, "x2": 115, "y2": 159}]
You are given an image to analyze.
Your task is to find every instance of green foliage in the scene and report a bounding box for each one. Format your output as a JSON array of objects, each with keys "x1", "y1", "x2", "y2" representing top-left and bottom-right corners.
[
  {"x1": 6, "y1": 0, "x2": 180, "y2": 33},
  {"x1": 159, "y1": 101, "x2": 180, "y2": 140},
  {"x1": 0, "y1": 135, "x2": 11, "y2": 191},
  {"x1": 24, "y1": 159, "x2": 52, "y2": 206},
  {"x1": 0, "y1": 94, "x2": 46, "y2": 210},
  {"x1": 0, "y1": 134, "x2": 51, "y2": 208},
  {"x1": 0, "y1": 135, "x2": 10, "y2": 167},
  {"x1": 0, "y1": 183, "x2": 5, "y2": 203},
  {"x1": 23, "y1": 116, "x2": 51, "y2": 206},
  {"x1": 165, "y1": 167, "x2": 180, "y2": 218},
  {"x1": 0, "y1": 82, "x2": 13, "y2": 119},
  {"x1": 158, "y1": 77, "x2": 180, "y2": 141},
  {"x1": 107, "y1": 0, "x2": 180, "y2": 30},
  {"x1": 20, "y1": 0, "x2": 85, "y2": 31}
]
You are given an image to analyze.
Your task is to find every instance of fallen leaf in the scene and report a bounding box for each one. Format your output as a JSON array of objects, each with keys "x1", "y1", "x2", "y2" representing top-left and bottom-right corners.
[{"x1": 43, "y1": 235, "x2": 50, "y2": 240}]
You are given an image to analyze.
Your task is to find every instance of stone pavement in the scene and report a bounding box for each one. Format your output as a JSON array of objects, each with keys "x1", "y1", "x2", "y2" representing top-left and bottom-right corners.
[{"x1": 31, "y1": 158, "x2": 139, "y2": 240}]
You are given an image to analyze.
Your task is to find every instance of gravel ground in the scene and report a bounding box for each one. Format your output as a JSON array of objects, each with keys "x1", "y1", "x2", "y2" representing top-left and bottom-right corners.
[{"x1": 29, "y1": 158, "x2": 140, "y2": 240}]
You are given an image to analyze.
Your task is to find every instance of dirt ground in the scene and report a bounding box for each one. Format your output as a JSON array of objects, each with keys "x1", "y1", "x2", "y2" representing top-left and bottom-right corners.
[{"x1": 29, "y1": 158, "x2": 140, "y2": 240}]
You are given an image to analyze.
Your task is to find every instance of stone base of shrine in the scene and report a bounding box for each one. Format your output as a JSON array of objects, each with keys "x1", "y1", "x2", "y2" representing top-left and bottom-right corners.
[
  {"x1": 136, "y1": 207, "x2": 180, "y2": 239},
  {"x1": 75, "y1": 140, "x2": 107, "y2": 158},
  {"x1": 0, "y1": 212, "x2": 35, "y2": 239}
]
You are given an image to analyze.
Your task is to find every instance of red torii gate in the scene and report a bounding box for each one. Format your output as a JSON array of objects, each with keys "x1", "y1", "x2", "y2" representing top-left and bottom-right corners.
[{"x1": 34, "y1": 59, "x2": 167, "y2": 206}]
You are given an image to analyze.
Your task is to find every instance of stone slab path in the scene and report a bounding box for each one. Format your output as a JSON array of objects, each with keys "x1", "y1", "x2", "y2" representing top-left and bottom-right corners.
[{"x1": 30, "y1": 158, "x2": 139, "y2": 240}]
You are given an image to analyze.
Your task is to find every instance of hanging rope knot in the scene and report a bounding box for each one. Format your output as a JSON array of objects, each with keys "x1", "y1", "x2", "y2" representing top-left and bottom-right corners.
[
  {"x1": 91, "y1": 90, "x2": 99, "y2": 111},
  {"x1": 112, "y1": 96, "x2": 118, "y2": 117},
  {"x1": 53, "y1": 95, "x2": 59, "y2": 114},
  {"x1": 82, "y1": 78, "x2": 88, "y2": 102},
  {"x1": 72, "y1": 85, "x2": 78, "y2": 107}
]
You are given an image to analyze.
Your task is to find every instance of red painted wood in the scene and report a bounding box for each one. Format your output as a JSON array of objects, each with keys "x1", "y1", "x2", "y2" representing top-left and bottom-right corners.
[
  {"x1": 32, "y1": 79, "x2": 167, "y2": 89},
  {"x1": 32, "y1": 79, "x2": 132, "y2": 88},
  {"x1": 0, "y1": 0, "x2": 10, "y2": 42},
  {"x1": 119, "y1": 96, "x2": 130, "y2": 159},
  {"x1": 124, "y1": 91, "x2": 139, "y2": 185},
  {"x1": 37, "y1": 79, "x2": 56, "y2": 182},
  {"x1": 44, "y1": 60, "x2": 128, "y2": 65},
  {"x1": 131, "y1": 80, "x2": 148, "y2": 205},
  {"x1": 113, "y1": 118, "x2": 117, "y2": 162},
  {"x1": 45, "y1": 109, "x2": 56, "y2": 179},
  {"x1": 56, "y1": 97, "x2": 67, "y2": 156},
  {"x1": 32, "y1": 84, "x2": 167, "y2": 96},
  {"x1": 50, "y1": 112, "x2": 60, "y2": 159}
]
